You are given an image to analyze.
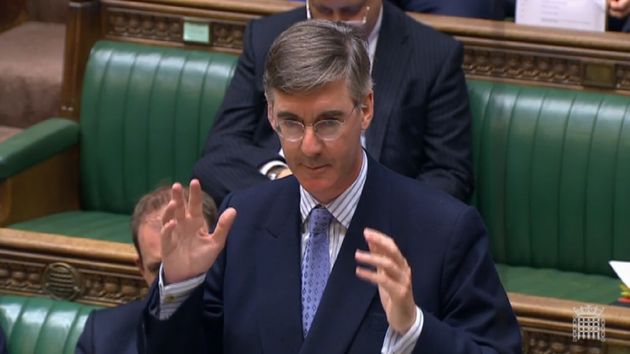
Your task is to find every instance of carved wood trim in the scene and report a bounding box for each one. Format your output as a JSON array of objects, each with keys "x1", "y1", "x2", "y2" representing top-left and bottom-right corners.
[
  {"x1": 509, "y1": 293, "x2": 630, "y2": 353},
  {"x1": 102, "y1": 5, "x2": 248, "y2": 54},
  {"x1": 0, "y1": 229, "x2": 146, "y2": 307}
]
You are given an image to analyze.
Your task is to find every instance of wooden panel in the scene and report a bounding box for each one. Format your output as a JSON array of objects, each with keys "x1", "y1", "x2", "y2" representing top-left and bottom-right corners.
[
  {"x1": 510, "y1": 293, "x2": 630, "y2": 352},
  {"x1": 60, "y1": 0, "x2": 101, "y2": 121},
  {"x1": 0, "y1": 0, "x2": 28, "y2": 33},
  {"x1": 0, "y1": 148, "x2": 80, "y2": 226},
  {"x1": 0, "y1": 229, "x2": 146, "y2": 307}
]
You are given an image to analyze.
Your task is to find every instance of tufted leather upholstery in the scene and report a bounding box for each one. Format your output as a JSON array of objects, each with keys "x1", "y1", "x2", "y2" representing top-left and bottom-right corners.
[
  {"x1": 10, "y1": 41, "x2": 238, "y2": 241},
  {"x1": 0, "y1": 295, "x2": 98, "y2": 354},
  {"x1": 468, "y1": 80, "x2": 630, "y2": 302}
]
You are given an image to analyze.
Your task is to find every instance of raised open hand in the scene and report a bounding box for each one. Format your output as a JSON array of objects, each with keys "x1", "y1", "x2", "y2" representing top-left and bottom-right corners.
[
  {"x1": 161, "y1": 179, "x2": 237, "y2": 284},
  {"x1": 355, "y1": 228, "x2": 416, "y2": 334}
]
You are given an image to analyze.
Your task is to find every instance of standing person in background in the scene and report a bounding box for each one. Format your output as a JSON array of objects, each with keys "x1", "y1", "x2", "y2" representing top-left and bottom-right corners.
[
  {"x1": 75, "y1": 186, "x2": 216, "y2": 354},
  {"x1": 609, "y1": 0, "x2": 630, "y2": 31},
  {"x1": 193, "y1": 0, "x2": 474, "y2": 205}
]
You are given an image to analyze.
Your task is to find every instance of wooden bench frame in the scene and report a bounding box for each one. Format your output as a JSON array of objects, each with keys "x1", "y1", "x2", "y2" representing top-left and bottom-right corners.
[{"x1": 0, "y1": 228, "x2": 145, "y2": 307}]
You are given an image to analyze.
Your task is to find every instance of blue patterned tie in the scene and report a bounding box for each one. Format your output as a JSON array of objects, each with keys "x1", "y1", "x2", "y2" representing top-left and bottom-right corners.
[{"x1": 301, "y1": 206, "x2": 333, "y2": 337}]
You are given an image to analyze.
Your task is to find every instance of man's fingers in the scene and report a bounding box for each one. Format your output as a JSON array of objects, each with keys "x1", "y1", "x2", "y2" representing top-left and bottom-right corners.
[
  {"x1": 162, "y1": 200, "x2": 177, "y2": 226},
  {"x1": 364, "y1": 228, "x2": 407, "y2": 266},
  {"x1": 355, "y1": 266, "x2": 401, "y2": 295},
  {"x1": 211, "y1": 208, "x2": 237, "y2": 246},
  {"x1": 355, "y1": 250, "x2": 408, "y2": 282},
  {"x1": 188, "y1": 179, "x2": 204, "y2": 218},
  {"x1": 171, "y1": 183, "x2": 186, "y2": 221},
  {"x1": 161, "y1": 219, "x2": 177, "y2": 246}
]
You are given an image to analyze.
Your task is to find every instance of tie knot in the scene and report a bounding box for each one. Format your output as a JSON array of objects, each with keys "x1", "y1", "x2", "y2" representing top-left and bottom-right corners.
[{"x1": 309, "y1": 207, "x2": 333, "y2": 237}]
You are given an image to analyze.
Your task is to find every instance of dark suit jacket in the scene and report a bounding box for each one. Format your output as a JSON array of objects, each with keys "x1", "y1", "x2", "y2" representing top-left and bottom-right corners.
[
  {"x1": 76, "y1": 300, "x2": 145, "y2": 354},
  {"x1": 193, "y1": 2, "x2": 473, "y2": 205},
  {"x1": 145, "y1": 157, "x2": 521, "y2": 353},
  {"x1": 0, "y1": 326, "x2": 7, "y2": 354},
  {"x1": 387, "y1": 0, "x2": 505, "y2": 19}
]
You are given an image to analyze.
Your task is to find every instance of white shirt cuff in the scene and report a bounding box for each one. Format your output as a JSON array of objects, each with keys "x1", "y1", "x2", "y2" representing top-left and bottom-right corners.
[
  {"x1": 381, "y1": 306, "x2": 424, "y2": 354},
  {"x1": 259, "y1": 160, "x2": 288, "y2": 178},
  {"x1": 157, "y1": 264, "x2": 206, "y2": 320}
]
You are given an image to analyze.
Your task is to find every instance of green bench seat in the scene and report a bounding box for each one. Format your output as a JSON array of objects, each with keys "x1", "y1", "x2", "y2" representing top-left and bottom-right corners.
[
  {"x1": 0, "y1": 295, "x2": 99, "y2": 354},
  {"x1": 469, "y1": 80, "x2": 630, "y2": 305}
]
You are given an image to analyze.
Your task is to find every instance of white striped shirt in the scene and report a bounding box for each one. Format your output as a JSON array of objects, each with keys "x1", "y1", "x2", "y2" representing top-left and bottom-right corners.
[{"x1": 158, "y1": 151, "x2": 422, "y2": 353}]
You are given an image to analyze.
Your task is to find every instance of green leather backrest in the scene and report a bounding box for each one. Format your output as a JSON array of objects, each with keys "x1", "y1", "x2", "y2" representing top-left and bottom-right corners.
[
  {"x1": 79, "y1": 41, "x2": 238, "y2": 214},
  {"x1": 0, "y1": 295, "x2": 97, "y2": 354},
  {"x1": 468, "y1": 80, "x2": 630, "y2": 276}
]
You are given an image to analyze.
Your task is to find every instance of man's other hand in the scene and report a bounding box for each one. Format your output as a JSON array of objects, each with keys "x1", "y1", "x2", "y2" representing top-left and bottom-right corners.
[{"x1": 355, "y1": 228, "x2": 417, "y2": 334}]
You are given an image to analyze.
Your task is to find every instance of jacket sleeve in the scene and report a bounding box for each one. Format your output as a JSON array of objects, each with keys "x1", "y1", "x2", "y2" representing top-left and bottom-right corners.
[
  {"x1": 75, "y1": 312, "x2": 95, "y2": 354},
  {"x1": 412, "y1": 207, "x2": 522, "y2": 353},
  {"x1": 417, "y1": 42, "x2": 474, "y2": 202}
]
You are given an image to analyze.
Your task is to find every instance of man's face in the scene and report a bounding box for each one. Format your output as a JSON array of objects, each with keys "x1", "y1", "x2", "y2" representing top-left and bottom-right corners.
[
  {"x1": 268, "y1": 79, "x2": 373, "y2": 204},
  {"x1": 308, "y1": 0, "x2": 381, "y2": 38},
  {"x1": 136, "y1": 211, "x2": 163, "y2": 285}
]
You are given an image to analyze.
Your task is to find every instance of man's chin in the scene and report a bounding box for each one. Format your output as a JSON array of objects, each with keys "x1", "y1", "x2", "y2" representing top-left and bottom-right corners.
[{"x1": 297, "y1": 177, "x2": 337, "y2": 203}]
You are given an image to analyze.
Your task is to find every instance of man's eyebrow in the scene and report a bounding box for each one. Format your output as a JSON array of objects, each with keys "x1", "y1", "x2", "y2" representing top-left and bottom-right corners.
[
  {"x1": 275, "y1": 109, "x2": 347, "y2": 120},
  {"x1": 276, "y1": 111, "x2": 300, "y2": 120},
  {"x1": 317, "y1": 110, "x2": 345, "y2": 118}
]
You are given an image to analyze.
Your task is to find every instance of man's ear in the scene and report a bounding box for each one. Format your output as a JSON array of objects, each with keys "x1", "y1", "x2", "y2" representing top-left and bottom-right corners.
[
  {"x1": 361, "y1": 91, "x2": 374, "y2": 130},
  {"x1": 267, "y1": 103, "x2": 274, "y2": 127}
]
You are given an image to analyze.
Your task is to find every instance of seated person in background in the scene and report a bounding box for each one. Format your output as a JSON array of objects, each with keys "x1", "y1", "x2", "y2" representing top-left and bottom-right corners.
[
  {"x1": 143, "y1": 20, "x2": 521, "y2": 354},
  {"x1": 608, "y1": 0, "x2": 630, "y2": 32},
  {"x1": 386, "y1": 0, "x2": 505, "y2": 20},
  {"x1": 0, "y1": 325, "x2": 7, "y2": 354},
  {"x1": 193, "y1": 0, "x2": 474, "y2": 205},
  {"x1": 75, "y1": 186, "x2": 216, "y2": 354}
]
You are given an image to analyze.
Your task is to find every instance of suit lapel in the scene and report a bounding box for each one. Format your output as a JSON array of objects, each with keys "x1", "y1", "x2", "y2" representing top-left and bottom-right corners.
[
  {"x1": 256, "y1": 178, "x2": 304, "y2": 353},
  {"x1": 367, "y1": 2, "x2": 412, "y2": 161},
  {"x1": 300, "y1": 158, "x2": 393, "y2": 354}
]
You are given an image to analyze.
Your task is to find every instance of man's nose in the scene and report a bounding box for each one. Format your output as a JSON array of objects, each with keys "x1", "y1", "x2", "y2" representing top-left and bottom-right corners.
[{"x1": 300, "y1": 126, "x2": 323, "y2": 156}]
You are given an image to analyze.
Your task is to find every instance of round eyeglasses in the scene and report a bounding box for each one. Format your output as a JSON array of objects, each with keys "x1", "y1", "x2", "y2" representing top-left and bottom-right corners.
[{"x1": 273, "y1": 104, "x2": 363, "y2": 142}]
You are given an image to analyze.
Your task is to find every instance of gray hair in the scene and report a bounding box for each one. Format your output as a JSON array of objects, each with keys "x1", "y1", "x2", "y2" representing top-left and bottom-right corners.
[{"x1": 263, "y1": 20, "x2": 373, "y2": 104}]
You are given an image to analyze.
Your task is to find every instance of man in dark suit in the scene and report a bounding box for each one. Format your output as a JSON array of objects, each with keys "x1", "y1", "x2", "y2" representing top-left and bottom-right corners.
[
  {"x1": 76, "y1": 186, "x2": 216, "y2": 354},
  {"x1": 193, "y1": 0, "x2": 473, "y2": 205},
  {"x1": 387, "y1": 0, "x2": 505, "y2": 19},
  {"x1": 143, "y1": 20, "x2": 520, "y2": 354}
]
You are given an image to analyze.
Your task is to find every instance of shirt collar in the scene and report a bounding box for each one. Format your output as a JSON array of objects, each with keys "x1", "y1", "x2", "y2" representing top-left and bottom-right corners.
[{"x1": 300, "y1": 150, "x2": 368, "y2": 229}]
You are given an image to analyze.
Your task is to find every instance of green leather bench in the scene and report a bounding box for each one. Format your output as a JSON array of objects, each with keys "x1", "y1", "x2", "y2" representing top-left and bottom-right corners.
[
  {"x1": 0, "y1": 295, "x2": 98, "y2": 354},
  {"x1": 0, "y1": 40, "x2": 238, "y2": 243},
  {"x1": 468, "y1": 80, "x2": 630, "y2": 305}
]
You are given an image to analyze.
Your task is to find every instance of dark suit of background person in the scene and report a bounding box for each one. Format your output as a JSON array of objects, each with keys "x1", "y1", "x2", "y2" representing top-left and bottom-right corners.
[
  {"x1": 143, "y1": 157, "x2": 521, "y2": 354},
  {"x1": 0, "y1": 325, "x2": 7, "y2": 354},
  {"x1": 76, "y1": 300, "x2": 144, "y2": 354},
  {"x1": 387, "y1": 0, "x2": 505, "y2": 20},
  {"x1": 192, "y1": 1, "x2": 474, "y2": 205}
]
